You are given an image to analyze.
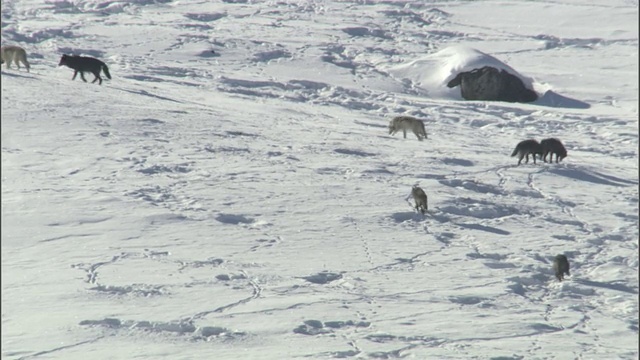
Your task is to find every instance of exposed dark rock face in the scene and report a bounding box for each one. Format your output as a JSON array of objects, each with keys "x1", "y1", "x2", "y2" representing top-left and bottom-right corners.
[{"x1": 447, "y1": 66, "x2": 538, "y2": 103}]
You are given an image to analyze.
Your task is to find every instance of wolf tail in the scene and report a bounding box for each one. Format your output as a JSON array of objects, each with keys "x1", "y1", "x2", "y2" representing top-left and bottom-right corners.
[
  {"x1": 510, "y1": 147, "x2": 519, "y2": 157},
  {"x1": 102, "y1": 65, "x2": 112, "y2": 80}
]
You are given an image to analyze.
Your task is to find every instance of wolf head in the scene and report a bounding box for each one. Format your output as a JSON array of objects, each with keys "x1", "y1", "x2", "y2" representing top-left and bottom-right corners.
[
  {"x1": 557, "y1": 147, "x2": 568, "y2": 161},
  {"x1": 411, "y1": 185, "x2": 426, "y2": 197},
  {"x1": 58, "y1": 54, "x2": 71, "y2": 66}
]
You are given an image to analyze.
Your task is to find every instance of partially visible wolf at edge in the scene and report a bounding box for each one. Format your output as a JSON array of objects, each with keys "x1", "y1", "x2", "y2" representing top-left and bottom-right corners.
[{"x1": 1, "y1": 45, "x2": 30, "y2": 72}]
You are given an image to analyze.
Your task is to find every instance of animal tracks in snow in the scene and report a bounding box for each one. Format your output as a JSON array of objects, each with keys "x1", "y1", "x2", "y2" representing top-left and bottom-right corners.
[
  {"x1": 79, "y1": 317, "x2": 245, "y2": 341},
  {"x1": 2, "y1": 0, "x2": 637, "y2": 358}
]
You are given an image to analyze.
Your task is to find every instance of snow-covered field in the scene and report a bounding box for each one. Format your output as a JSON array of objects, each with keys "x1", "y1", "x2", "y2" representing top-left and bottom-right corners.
[{"x1": 2, "y1": 0, "x2": 638, "y2": 359}]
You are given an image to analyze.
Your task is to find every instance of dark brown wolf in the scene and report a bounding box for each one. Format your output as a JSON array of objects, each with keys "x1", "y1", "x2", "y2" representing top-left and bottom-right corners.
[
  {"x1": 553, "y1": 254, "x2": 570, "y2": 281},
  {"x1": 540, "y1": 138, "x2": 567, "y2": 163},
  {"x1": 511, "y1": 139, "x2": 543, "y2": 165},
  {"x1": 58, "y1": 54, "x2": 111, "y2": 85}
]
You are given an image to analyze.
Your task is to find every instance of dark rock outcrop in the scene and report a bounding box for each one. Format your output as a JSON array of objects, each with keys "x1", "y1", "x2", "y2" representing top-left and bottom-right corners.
[{"x1": 447, "y1": 66, "x2": 538, "y2": 103}]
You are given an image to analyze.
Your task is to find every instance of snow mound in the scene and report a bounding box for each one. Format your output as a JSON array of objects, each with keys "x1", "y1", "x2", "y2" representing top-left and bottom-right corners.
[{"x1": 387, "y1": 46, "x2": 536, "y2": 99}]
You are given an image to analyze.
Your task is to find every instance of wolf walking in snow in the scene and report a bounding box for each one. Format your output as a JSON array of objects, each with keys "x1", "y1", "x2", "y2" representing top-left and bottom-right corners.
[
  {"x1": 411, "y1": 185, "x2": 428, "y2": 214},
  {"x1": 553, "y1": 254, "x2": 570, "y2": 281},
  {"x1": 1, "y1": 45, "x2": 30, "y2": 72},
  {"x1": 540, "y1": 138, "x2": 567, "y2": 163},
  {"x1": 58, "y1": 54, "x2": 111, "y2": 85},
  {"x1": 511, "y1": 139, "x2": 543, "y2": 165},
  {"x1": 389, "y1": 116, "x2": 428, "y2": 141}
]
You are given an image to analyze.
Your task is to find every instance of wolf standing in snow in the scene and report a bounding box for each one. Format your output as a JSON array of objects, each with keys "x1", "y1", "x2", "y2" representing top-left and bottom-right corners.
[
  {"x1": 553, "y1": 254, "x2": 570, "y2": 281},
  {"x1": 389, "y1": 116, "x2": 428, "y2": 141},
  {"x1": 411, "y1": 185, "x2": 428, "y2": 214},
  {"x1": 540, "y1": 138, "x2": 567, "y2": 163},
  {"x1": 58, "y1": 54, "x2": 111, "y2": 85},
  {"x1": 1, "y1": 45, "x2": 30, "y2": 72},
  {"x1": 511, "y1": 139, "x2": 543, "y2": 165}
]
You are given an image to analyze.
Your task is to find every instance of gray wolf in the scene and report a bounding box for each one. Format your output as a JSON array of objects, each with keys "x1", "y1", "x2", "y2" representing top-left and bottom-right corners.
[
  {"x1": 1, "y1": 45, "x2": 30, "y2": 72},
  {"x1": 552, "y1": 254, "x2": 570, "y2": 281},
  {"x1": 389, "y1": 116, "x2": 427, "y2": 141},
  {"x1": 511, "y1": 139, "x2": 543, "y2": 165},
  {"x1": 58, "y1": 54, "x2": 111, "y2": 85},
  {"x1": 540, "y1": 138, "x2": 567, "y2": 163},
  {"x1": 411, "y1": 185, "x2": 428, "y2": 214}
]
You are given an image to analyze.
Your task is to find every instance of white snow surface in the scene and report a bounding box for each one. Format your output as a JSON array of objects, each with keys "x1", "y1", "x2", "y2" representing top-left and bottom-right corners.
[{"x1": 1, "y1": 0, "x2": 638, "y2": 359}]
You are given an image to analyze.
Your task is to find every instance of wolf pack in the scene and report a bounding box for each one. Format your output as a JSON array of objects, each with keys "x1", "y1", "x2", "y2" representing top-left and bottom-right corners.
[
  {"x1": 1, "y1": 45, "x2": 111, "y2": 84},
  {"x1": 2, "y1": 44, "x2": 571, "y2": 282},
  {"x1": 389, "y1": 113, "x2": 570, "y2": 282}
]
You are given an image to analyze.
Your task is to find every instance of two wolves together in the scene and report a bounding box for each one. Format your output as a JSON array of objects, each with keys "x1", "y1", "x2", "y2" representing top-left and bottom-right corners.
[
  {"x1": 2, "y1": 45, "x2": 111, "y2": 85},
  {"x1": 409, "y1": 186, "x2": 571, "y2": 282},
  {"x1": 390, "y1": 117, "x2": 428, "y2": 215},
  {"x1": 511, "y1": 138, "x2": 567, "y2": 165}
]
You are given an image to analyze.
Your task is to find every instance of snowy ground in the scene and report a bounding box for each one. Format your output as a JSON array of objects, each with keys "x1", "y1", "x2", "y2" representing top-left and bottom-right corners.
[{"x1": 1, "y1": 0, "x2": 638, "y2": 359}]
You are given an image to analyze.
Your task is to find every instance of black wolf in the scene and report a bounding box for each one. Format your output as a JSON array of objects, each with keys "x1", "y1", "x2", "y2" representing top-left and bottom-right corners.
[
  {"x1": 511, "y1": 139, "x2": 543, "y2": 165},
  {"x1": 553, "y1": 254, "x2": 570, "y2": 281},
  {"x1": 540, "y1": 138, "x2": 567, "y2": 163},
  {"x1": 58, "y1": 54, "x2": 111, "y2": 85},
  {"x1": 411, "y1": 185, "x2": 428, "y2": 214}
]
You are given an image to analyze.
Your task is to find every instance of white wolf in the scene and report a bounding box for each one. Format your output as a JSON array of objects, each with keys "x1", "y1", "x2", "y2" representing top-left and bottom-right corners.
[
  {"x1": 389, "y1": 116, "x2": 427, "y2": 141},
  {"x1": 1, "y1": 45, "x2": 30, "y2": 72},
  {"x1": 411, "y1": 185, "x2": 428, "y2": 214}
]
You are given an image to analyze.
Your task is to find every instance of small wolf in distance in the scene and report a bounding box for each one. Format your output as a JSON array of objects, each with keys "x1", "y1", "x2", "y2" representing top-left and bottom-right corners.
[
  {"x1": 1, "y1": 45, "x2": 30, "y2": 72},
  {"x1": 540, "y1": 138, "x2": 567, "y2": 163},
  {"x1": 411, "y1": 185, "x2": 428, "y2": 214},
  {"x1": 511, "y1": 139, "x2": 543, "y2": 165},
  {"x1": 389, "y1": 116, "x2": 427, "y2": 141},
  {"x1": 58, "y1": 54, "x2": 111, "y2": 85},
  {"x1": 553, "y1": 254, "x2": 570, "y2": 281}
]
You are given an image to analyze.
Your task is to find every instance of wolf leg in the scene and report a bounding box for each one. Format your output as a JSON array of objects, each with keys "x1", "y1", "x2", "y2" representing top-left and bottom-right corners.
[
  {"x1": 92, "y1": 74, "x2": 103, "y2": 85},
  {"x1": 72, "y1": 71, "x2": 78, "y2": 80},
  {"x1": 79, "y1": 72, "x2": 87, "y2": 82},
  {"x1": 403, "y1": 129, "x2": 407, "y2": 138},
  {"x1": 20, "y1": 58, "x2": 30, "y2": 72}
]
